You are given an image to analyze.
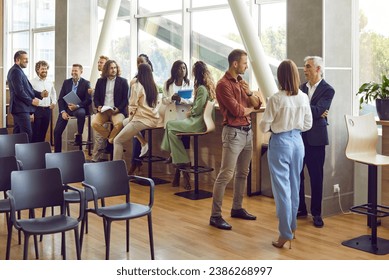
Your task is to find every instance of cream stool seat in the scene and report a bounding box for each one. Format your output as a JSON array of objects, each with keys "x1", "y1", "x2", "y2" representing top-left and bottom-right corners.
[
  {"x1": 342, "y1": 113, "x2": 389, "y2": 255},
  {"x1": 175, "y1": 100, "x2": 216, "y2": 200}
]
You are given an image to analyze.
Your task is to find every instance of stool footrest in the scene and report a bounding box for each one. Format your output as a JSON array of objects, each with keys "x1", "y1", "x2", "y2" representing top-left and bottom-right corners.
[
  {"x1": 136, "y1": 155, "x2": 166, "y2": 163},
  {"x1": 178, "y1": 166, "x2": 214, "y2": 174},
  {"x1": 350, "y1": 203, "x2": 389, "y2": 218}
]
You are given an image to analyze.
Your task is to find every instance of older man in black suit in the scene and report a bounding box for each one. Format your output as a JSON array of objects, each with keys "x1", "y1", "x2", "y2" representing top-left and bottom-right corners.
[
  {"x1": 298, "y1": 56, "x2": 335, "y2": 228},
  {"x1": 7, "y1": 50, "x2": 48, "y2": 142},
  {"x1": 54, "y1": 64, "x2": 92, "y2": 152},
  {"x1": 91, "y1": 60, "x2": 129, "y2": 153}
]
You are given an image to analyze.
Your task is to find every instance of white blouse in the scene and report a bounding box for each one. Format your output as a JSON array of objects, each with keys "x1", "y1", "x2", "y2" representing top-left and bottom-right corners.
[{"x1": 259, "y1": 89, "x2": 312, "y2": 134}]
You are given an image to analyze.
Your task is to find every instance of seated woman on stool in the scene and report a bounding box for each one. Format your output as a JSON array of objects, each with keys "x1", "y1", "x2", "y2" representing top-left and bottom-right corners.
[
  {"x1": 113, "y1": 63, "x2": 159, "y2": 161},
  {"x1": 161, "y1": 61, "x2": 216, "y2": 189},
  {"x1": 127, "y1": 54, "x2": 154, "y2": 174},
  {"x1": 162, "y1": 60, "x2": 193, "y2": 185}
]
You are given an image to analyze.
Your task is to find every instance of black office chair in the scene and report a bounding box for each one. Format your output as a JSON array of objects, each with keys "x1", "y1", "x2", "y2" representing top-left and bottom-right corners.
[
  {"x1": 0, "y1": 133, "x2": 29, "y2": 157},
  {"x1": 7, "y1": 168, "x2": 85, "y2": 260},
  {"x1": 0, "y1": 127, "x2": 8, "y2": 135},
  {"x1": 15, "y1": 141, "x2": 52, "y2": 170},
  {"x1": 0, "y1": 156, "x2": 20, "y2": 259},
  {"x1": 45, "y1": 150, "x2": 93, "y2": 247},
  {"x1": 82, "y1": 160, "x2": 155, "y2": 260}
]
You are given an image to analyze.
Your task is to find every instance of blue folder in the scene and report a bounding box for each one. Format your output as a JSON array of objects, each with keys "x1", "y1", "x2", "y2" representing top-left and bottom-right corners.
[{"x1": 177, "y1": 89, "x2": 193, "y2": 99}]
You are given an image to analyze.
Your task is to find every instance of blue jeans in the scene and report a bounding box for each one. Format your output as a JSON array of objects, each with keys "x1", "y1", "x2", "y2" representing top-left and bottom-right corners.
[
  {"x1": 267, "y1": 130, "x2": 304, "y2": 240},
  {"x1": 211, "y1": 126, "x2": 253, "y2": 217}
]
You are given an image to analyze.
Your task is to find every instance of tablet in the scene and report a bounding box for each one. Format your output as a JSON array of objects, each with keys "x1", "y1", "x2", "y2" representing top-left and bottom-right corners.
[{"x1": 63, "y1": 90, "x2": 82, "y2": 105}]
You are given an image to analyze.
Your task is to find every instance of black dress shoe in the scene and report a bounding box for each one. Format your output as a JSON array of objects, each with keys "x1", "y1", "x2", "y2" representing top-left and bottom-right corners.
[
  {"x1": 164, "y1": 156, "x2": 172, "y2": 164},
  {"x1": 313, "y1": 216, "x2": 324, "y2": 228},
  {"x1": 209, "y1": 216, "x2": 232, "y2": 230},
  {"x1": 297, "y1": 210, "x2": 308, "y2": 218},
  {"x1": 231, "y1": 208, "x2": 257, "y2": 220}
]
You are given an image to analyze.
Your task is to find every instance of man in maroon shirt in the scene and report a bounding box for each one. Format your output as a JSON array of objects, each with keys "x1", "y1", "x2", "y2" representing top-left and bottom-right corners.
[{"x1": 210, "y1": 49, "x2": 261, "y2": 230}]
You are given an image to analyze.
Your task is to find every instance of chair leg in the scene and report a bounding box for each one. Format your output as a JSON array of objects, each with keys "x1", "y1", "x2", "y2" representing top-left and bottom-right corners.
[
  {"x1": 62, "y1": 232, "x2": 66, "y2": 260},
  {"x1": 148, "y1": 214, "x2": 155, "y2": 260},
  {"x1": 5, "y1": 221, "x2": 13, "y2": 260},
  {"x1": 29, "y1": 209, "x2": 40, "y2": 259},
  {"x1": 74, "y1": 227, "x2": 81, "y2": 260},
  {"x1": 104, "y1": 219, "x2": 112, "y2": 260},
  {"x1": 126, "y1": 220, "x2": 130, "y2": 252},
  {"x1": 17, "y1": 211, "x2": 21, "y2": 244},
  {"x1": 33, "y1": 234, "x2": 39, "y2": 259},
  {"x1": 80, "y1": 213, "x2": 87, "y2": 251},
  {"x1": 23, "y1": 233, "x2": 30, "y2": 260},
  {"x1": 40, "y1": 207, "x2": 47, "y2": 242}
]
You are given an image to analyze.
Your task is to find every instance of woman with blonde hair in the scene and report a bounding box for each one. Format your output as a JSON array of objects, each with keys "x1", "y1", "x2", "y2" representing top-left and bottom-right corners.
[
  {"x1": 161, "y1": 61, "x2": 216, "y2": 189},
  {"x1": 259, "y1": 59, "x2": 312, "y2": 249}
]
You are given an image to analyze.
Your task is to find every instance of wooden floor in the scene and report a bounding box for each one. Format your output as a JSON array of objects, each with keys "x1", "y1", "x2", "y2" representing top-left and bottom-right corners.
[{"x1": 1, "y1": 171, "x2": 389, "y2": 260}]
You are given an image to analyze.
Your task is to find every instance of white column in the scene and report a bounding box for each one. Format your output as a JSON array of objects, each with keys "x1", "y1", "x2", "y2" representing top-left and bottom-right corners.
[
  {"x1": 228, "y1": 0, "x2": 278, "y2": 98},
  {"x1": 90, "y1": 0, "x2": 121, "y2": 86}
]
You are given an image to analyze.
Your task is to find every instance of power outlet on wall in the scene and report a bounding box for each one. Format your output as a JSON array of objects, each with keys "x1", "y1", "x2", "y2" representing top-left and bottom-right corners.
[{"x1": 333, "y1": 184, "x2": 340, "y2": 193}]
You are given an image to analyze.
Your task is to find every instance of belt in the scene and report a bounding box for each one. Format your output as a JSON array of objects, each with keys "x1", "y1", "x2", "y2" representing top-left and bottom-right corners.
[
  {"x1": 38, "y1": 106, "x2": 51, "y2": 108},
  {"x1": 227, "y1": 124, "x2": 251, "y2": 132}
]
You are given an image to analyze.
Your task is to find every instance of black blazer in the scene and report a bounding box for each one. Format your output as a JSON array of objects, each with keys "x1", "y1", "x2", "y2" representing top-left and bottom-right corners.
[
  {"x1": 93, "y1": 76, "x2": 129, "y2": 117},
  {"x1": 58, "y1": 77, "x2": 92, "y2": 115},
  {"x1": 7, "y1": 64, "x2": 42, "y2": 114},
  {"x1": 301, "y1": 79, "x2": 335, "y2": 146}
]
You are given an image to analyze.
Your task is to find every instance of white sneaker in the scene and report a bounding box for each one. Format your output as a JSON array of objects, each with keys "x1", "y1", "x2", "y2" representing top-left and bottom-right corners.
[{"x1": 139, "y1": 143, "x2": 149, "y2": 158}]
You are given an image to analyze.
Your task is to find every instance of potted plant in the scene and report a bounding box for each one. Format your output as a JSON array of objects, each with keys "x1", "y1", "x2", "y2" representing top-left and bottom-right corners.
[{"x1": 357, "y1": 74, "x2": 389, "y2": 120}]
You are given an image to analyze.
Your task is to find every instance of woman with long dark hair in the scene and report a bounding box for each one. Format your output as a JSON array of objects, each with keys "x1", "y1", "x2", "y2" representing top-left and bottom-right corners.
[
  {"x1": 161, "y1": 61, "x2": 215, "y2": 189},
  {"x1": 113, "y1": 63, "x2": 159, "y2": 160}
]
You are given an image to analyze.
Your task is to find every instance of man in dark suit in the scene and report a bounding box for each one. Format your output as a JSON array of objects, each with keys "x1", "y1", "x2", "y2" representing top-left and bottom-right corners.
[
  {"x1": 54, "y1": 64, "x2": 92, "y2": 152},
  {"x1": 298, "y1": 56, "x2": 335, "y2": 228},
  {"x1": 7, "y1": 50, "x2": 48, "y2": 142},
  {"x1": 91, "y1": 60, "x2": 129, "y2": 153}
]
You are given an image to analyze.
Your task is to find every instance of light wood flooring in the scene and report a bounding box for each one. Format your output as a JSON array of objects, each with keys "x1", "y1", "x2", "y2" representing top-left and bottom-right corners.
[{"x1": 1, "y1": 171, "x2": 389, "y2": 260}]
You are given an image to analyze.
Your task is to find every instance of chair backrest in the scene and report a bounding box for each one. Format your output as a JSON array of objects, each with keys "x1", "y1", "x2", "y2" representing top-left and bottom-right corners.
[
  {"x1": 344, "y1": 113, "x2": 378, "y2": 160},
  {"x1": 83, "y1": 160, "x2": 129, "y2": 199},
  {"x1": 10, "y1": 168, "x2": 64, "y2": 211},
  {"x1": 0, "y1": 128, "x2": 8, "y2": 135},
  {"x1": 203, "y1": 100, "x2": 216, "y2": 134},
  {"x1": 0, "y1": 133, "x2": 29, "y2": 157},
  {"x1": 0, "y1": 156, "x2": 19, "y2": 193},
  {"x1": 15, "y1": 141, "x2": 52, "y2": 170},
  {"x1": 45, "y1": 150, "x2": 85, "y2": 185}
]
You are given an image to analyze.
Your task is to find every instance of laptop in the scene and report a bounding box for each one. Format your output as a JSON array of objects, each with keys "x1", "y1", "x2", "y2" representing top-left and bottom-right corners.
[{"x1": 63, "y1": 90, "x2": 82, "y2": 105}]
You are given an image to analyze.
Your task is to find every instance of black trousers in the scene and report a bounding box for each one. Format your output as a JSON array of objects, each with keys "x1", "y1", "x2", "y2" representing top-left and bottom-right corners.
[
  {"x1": 32, "y1": 106, "x2": 51, "y2": 143},
  {"x1": 54, "y1": 108, "x2": 86, "y2": 152},
  {"x1": 299, "y1": 144, "x2": 325, "y2": 217}
]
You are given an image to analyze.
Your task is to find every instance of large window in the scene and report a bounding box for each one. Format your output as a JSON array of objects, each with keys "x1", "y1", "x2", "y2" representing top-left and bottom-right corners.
[
  {"x1": 6, "y1": 0, "x2": 55, "y2": 79},
  {"x1": 359, "y1": 0, "x2": 389, "y2": 113},
  {"x1": 191, "y1": 7, "x2": 243, "y2": 83},
  {"x1": 138, "y1": 14, "x2": 183, "y2": 86}
]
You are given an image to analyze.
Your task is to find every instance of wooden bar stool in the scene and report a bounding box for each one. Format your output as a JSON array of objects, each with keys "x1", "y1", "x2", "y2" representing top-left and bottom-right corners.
[
  {"x1": 175, "y1": 100, "x2": 216, "y2": 200},
  {"x1": 342, "y1": 113, "x2": 389, "y2": 255}
]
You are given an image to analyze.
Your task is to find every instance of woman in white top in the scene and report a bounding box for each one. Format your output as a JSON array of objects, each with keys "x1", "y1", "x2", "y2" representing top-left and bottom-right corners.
[
  {"x1": 113, "y1": 63, "x2": 159, "y2": 161},
  {"x1": 259, "y1": 59, "x2": 312, "y2": 249},
  {"x1": 162, "y1": 60, "x2": 193, "y2": 186},
  {"x1": 162, "y1": 60, "x2": 193, "y2": 127}
]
